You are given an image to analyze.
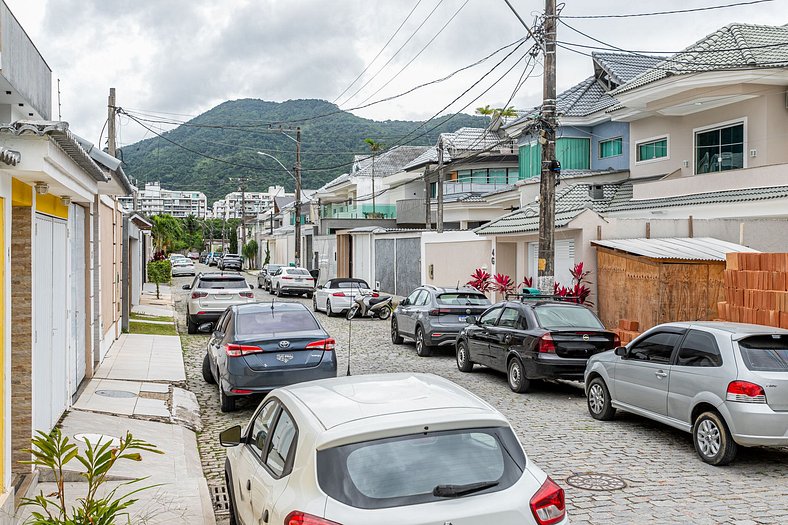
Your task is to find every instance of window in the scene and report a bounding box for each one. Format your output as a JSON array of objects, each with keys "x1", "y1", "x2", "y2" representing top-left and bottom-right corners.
[
  {"x1": 405, "y1": 290, "x2": 421, "y2": 305},
  {"x1": 236, "y1": 308, "x2": 319, "y2": 335},
  {"x1": 436, "y1": 293, "x2": 490, "y2": 306},
  {"x1": 457, "y1": 170, "x2": 472, "y2": 182},
  {"x1": 479, "y1": 307, "x2": 502, "y2": 326},
  {"x1": 637, "y1": 138, "x2": 668, "y2": 162},
  {"x1": 676, "y1": 330, "x2": 722, "y2": 367},
  {"x1": 249, "y1": 401, "x2": 279, "y2": 457},
  {"x1": 695, "y1": 122, "x2": 744, "y2": 174},
  {"x1": 333, "y1": 279, "x2": 370, "y2": 289},
  {"x1": 599, "y1": 137, "x2": 623, "y2": 159},
  {"x1": 497, "y1": 308, "x2": 521, "y2": 329},
  {"x1": 534, "y1": 305, "x2": 603, "y2": 330},
  {"x1": 266, "y1": 410, "x2": 297, "y2": 477},
  {"x1": 556, "y1": 137, "x2": 591, "y2": 170},
  {"x1": 738, "y1": 335, "x2": 788, "y2": 371},
  {"x1": 414, "y1": 290, "x2": 430, "y2": 306},
  {"x1": 629, "y1": 332, "x2": 682, "y2": 363},
  {"x1": 488, "y1": 168, "x2": 507, "y2": 184},
  {"x1": 197, "y1": 278, "x2": 248, "y2": 289},
  {"x1": 471, "y1": 169, "x2": 488, "y2": 184},
  {"x1": 430, "y1": 182, "x2": 437, "y2": 198}
]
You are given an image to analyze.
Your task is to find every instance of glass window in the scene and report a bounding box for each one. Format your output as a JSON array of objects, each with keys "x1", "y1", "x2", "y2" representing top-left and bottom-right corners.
[
  {"x1": 405, "y1": 290, "x2": 421, "y2": 305},
  {"x1": 637, "y1": 138, "x2": 668, "y2": 162},
  {"x1": 316, "y1": 427, "x2": 525, "y2": 510},
  {"x1": 556, "y1": 137, "x2": 591, "y2": 169},
  {"x1": 249, "y1": 401, "x2": 279, "y2": 457},
  {"x1": 457, "y1": 170, "x2": 472, "y2": 182},
  {"x1": 430, "y1": 182, "x2": 437, "y2": 199},
  {"x1": 695, "y1": 123, "x2": 744, "y2": 174},
  {"x1": 236, "y1": 309, "x2": 319, "y2": 335},
  {"x1": 738, "y1": 335, "x2": 788, "y2": 372},
  {"x1": 676, "y1": 330, "x2": 723, "y2": 367},
  {"x1": 488, "y1": 169, "x2": 507, "y2": 184},
  {"x1": 518, "y1": 143, "x2": 541, "y2": 180},
  {"x1": 479, "y1": 307, "x2": 502, "y2": 326},
  {"x1": 497, "y1": 308, "x2": 521, "y2": 329},
  {"x1": 534, "y1": 305, "x2": 603, "y2": 330},
  {"x1": 197, "y1": 278, "x2": 248, "y2": 289},
  {"x1": 414, "y1": 290, "x2": 431, "y2": 306},
  {"x1": 507, "y1": 167, "x2": 519, "y2": 184},
  {"x1": 266, "y1": 411, "x2": 297, "y2": 477},
  {"x1": 284, "y1": 268, "x2": 311, "y2": 275},
  {"x1": 599, "y1": 137, "x2": 623, "y2": 159},
  {"x1": 629, "y1": 332, "x2": 682, "y2": 363},
  {"x1": 333, "y1": 279, "x2": 370, "y2": 289},
  {"x1": 471, "y1": 169, "x2": 488, "y2": 184},
  {"x1": 436, "y1": 293, "x2": 490, "y2": 306}
]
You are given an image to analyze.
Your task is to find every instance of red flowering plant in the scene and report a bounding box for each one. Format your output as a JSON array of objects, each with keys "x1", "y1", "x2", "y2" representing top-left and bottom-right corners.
[
  {"x1": 553, "y1": 262, "x2": 593, "y2": 305},
  {"x1": 520, "y1": 276, "x2": 533, "y2": 289},
  {"x1": 491, "y1": 273, "x2": 516, "y2": 296},
  {"x1": 467, "y1": 268, "x2": 492, "y2": 292}
]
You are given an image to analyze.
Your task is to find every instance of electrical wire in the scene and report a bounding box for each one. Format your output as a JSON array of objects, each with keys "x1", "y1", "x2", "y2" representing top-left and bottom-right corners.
[
  {"x1": 559, "y1": 0, "x2": 774, "y2": 19},
  {"x1": 332, "y1": 0, "x2": 424, "y2": 104},
  {"x1": 555, "y1": 39, "x2": 788, "y2": 56}
]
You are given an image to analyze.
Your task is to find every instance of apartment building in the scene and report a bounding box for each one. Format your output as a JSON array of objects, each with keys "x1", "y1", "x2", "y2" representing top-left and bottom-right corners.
[
  {"x1": 119, "y1": 181, "x2": 208, "y2": 218},
  {"x1": 211, "y1": 185, "x2": 288, "y2": 220}
]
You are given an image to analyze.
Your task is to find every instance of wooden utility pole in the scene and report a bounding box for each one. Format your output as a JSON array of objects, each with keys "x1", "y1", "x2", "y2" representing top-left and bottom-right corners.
[
  {"x1": 238, "y1": 177, "x2": 248, "y2": 254},
  {"x1": 107, "y1": 88, "x2": 116, "y2": 157},
  {"x1": 424, "y1": 167, "x2": 432, "y2": 229},
  {"x1": 294, "y1": 127, "x2": 302, "y2": 267},
  {"x1": 537, "y1": 0, "x2": 557, "y2": 293},
  {"x1": 436, "y1": 138, "x2": 445, "y2": 233}
]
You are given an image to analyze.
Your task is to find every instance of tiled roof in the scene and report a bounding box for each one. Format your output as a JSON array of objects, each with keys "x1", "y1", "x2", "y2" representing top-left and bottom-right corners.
[
  {"x1": 353, "y1": 146, "x2": 429, "y2": 178},
  {"x1": 606, "y1": 181, "x2": 788, "y2": 212},
  {"x1": 592, "y1": 52, "x2": 668, "y2": 85},
  {"x1": 613, "y1": 23, "x2": 788, "y2": 94},
  {"x1": 403, "y1": 128, "x2": 514, "y2": 171}
]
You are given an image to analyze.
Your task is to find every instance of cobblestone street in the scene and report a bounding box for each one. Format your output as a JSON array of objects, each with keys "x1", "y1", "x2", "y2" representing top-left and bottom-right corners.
[{"x1": 174, "y1": 268, "x2": 788, "y2": 525}]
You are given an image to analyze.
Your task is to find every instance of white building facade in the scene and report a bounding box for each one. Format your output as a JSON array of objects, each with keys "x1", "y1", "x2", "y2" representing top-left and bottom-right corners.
[
  {"x1": 211, "y1": 185, "x2": 288, "y2": 220},
  {"x1": 119, "y1": 181, "x2": 208, "y2": 218}
]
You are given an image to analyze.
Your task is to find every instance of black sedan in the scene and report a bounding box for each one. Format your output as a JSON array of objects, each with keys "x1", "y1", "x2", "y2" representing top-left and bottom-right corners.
[
  {"x1": 456, "y1": 299, "x2": 618, "y2": 393},
  {"x1": 200, "y1": 302, "x2": 337, "y2": 411}
]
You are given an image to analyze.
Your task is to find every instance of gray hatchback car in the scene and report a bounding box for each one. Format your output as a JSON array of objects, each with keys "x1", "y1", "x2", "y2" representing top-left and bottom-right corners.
[
  {"x1": 585, "y1": 321, "x2": 788, "y2": 465},
  {"x1": 201, "y1": 302, "x2": 337, "y2": 412}
]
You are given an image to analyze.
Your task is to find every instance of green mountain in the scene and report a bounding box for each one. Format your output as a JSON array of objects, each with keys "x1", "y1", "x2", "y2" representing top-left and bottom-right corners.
[{"x1": 119, "y1": 98, "x2": 489, "y2": 204}]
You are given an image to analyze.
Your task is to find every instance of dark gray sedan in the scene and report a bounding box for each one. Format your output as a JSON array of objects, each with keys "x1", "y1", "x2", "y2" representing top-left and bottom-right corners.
[{"x1": 201, "y1": 302, "x2": 337, "y2": 412}]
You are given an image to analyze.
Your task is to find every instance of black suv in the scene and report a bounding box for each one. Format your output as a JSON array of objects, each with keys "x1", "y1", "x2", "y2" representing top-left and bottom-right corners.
[
  {"x1": 456, "y1": 299, "x2": 618, "y2": 393},
  {"x1": 391, "y1": 285, "x2": 491, "y2": 357}
]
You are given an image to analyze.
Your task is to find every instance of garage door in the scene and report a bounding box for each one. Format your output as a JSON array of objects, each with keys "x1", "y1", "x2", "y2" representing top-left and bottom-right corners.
[
  {"x1": 69, "y1": 204, "x2": 87, "y2": 398},
  {"x1": 33, "y1": 214, "x2": 69, "y2": 432}
]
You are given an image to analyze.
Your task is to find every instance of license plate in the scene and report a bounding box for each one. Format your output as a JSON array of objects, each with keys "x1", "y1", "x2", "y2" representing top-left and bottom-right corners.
[
  {"x1": 215, "y1": 294, "x2": 231, "y2": 300},
  {"x1": 458, "y1": 316, "x2": 467, "y2": 322},
  {"x1": 295, "y1": 278, "x2": 303, "y2": 282}
]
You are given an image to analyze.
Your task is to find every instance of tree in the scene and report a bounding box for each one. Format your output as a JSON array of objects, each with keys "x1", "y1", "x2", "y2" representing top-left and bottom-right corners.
[
  {"x1": 150, "y1": 215, "x2": 184, "y2": 253},
  {"x1": 364, "y1": 138, "x2": 384, "y2": 216},
  {"x1": 263, "y1": 240, "x2": 271, "y2": 266},
  {"x1": 475, "y1": 105, "x2": 518, "y2": 119},
  {"x1": 243, "y1": 240, "x2": 259, "y2": 269}
]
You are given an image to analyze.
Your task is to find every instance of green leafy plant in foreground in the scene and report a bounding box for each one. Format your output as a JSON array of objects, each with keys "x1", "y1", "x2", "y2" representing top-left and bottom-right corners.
[{"x1": 21, "y1": 428, "x2": 163, "y2": 525}]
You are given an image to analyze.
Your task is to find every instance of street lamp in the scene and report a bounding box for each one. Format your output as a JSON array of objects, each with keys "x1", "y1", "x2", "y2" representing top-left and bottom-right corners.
[{"x1": 257, "y1": 151, "x2": 302, "y2": 267}]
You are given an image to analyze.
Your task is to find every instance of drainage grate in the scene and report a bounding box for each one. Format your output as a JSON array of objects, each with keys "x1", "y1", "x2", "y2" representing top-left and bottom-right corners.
[
  {"x1": 95, "y1": 389, "x2": 137, "y2": 398},
  {"x1": 210, "y1": 484, "x2": 230, "y2": 515},
  {"x1": 566, "y1": 473, "x2": 627, "y2": 491}
]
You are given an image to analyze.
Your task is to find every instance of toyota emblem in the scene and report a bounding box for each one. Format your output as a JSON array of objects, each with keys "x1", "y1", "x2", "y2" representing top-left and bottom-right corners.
[
  {"x1": 279, "y1": 340, "x2": 291, "y2": 349},
  {"x1": 466, "y1": 309, "x2": 471, "y2": 314},
  {"x1": 582, "y1": 334, "x2": 590, "y2": 341}
]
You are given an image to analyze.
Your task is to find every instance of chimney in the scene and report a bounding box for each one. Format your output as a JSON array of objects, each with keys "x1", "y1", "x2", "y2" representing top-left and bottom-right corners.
[{"x1": 589, "y1": 184, "x2": 605, "y2": 200}]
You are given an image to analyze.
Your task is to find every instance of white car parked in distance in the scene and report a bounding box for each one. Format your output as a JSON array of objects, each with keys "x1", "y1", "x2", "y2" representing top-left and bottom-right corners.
[
  {"x1": 219, "y1": 373, "x2": 567, "y2": 525},
  {"x1": 269, "y1": 267, "x2": 315, "y2": 298}
]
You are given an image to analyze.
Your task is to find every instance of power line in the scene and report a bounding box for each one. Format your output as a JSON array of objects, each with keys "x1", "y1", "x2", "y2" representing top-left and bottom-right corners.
[
  {"x1": 559, "y1": 0, "x2": 774, "y2": 19},
  {"x1": 556, "y1": 39, "x2": 788, "y2": 56},
  {"x1": 332, "y1": 0, "x2": 424, "y2": 103}
]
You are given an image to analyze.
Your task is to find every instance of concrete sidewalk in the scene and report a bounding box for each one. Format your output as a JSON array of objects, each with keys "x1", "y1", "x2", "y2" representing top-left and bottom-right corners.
[{"x1": 20, "y1": 302, "x2": 213, "y2": 523}]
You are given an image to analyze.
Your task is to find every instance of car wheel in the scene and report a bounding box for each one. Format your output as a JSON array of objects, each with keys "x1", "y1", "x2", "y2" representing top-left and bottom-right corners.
[
  {"x1": 587, "y1": 377, "x2": 616, "y2": 420},
  {"x1": 456, "y1": 340, "x2": 474, "y2": 372},
  {"x1": 391, "y1": 317, "x2": 404, "y2": 344},
  {"x1": 275, "y1": 284, "x2": 281, "y2": 297},
  {"x1": 268, "y1": 283, "x2": 275, "y2": 295},
  {"x1": 219, "y1": 386, "x2": 236, "y2": 413},
  {"x1": 306, "y1": 292, "x2": 313, "y2": 299},
  {"x1": 507, "y1": 358, "x2": 530, "y2": 393},
  {"x1": 326, "y1": 299, "x2": 335, "y2": 317},
  {"x1": 377, "y1": 306, "x2": 391, "y2": 320},
  {"x1": 312, "y1": 297, "x2": 319, "y2": 312},
  {"x1": 415, "y1": 326, "x2": 432, "y2": 357},
  {"x1": 202, "y1": 353, "x2": 216, "y2": 384},
  {"x1": 693, "y1": 411, "x2": 737, "y2": 466},
  {"x1": 186, "y1": 315, "x2": 197, "y2": 334}
]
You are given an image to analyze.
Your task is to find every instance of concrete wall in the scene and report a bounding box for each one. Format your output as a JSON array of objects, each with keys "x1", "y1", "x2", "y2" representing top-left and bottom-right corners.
[
  {"x1": 589, "y1": 120, "x2": 630, "y2": 171},
  {"x1": 422, "y1": 232, "x2": 492, "y2": 289},
  {"x1": 352, "y1": 233, "x2": 374, "y2": 287}
]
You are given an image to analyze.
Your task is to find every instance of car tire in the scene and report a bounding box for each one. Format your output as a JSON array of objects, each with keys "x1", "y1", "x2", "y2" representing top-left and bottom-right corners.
[
  {"x1": 456, "y1": 340, "x2": 474, "y2": 372},
  {"x1": 312, "y1": 297, "x2": 319, "y2": 312},
  {"x1": 219, "y1": 386, "x2": 236, "y2": 413},
  {"x1": 391, "y1": 317, "x2": 404, "y2": 344},
  {"x1": 269, "y1": 283, "x2": 275, "y2": 295},
  {"x1": 587, "y1": 377, "x2": 616, "y2": 421},
  {"x1": 693, "y1": 411, "x2": 737, "y2": 466},
  {"x1": 202, "y1": 353, "x2": 216, "y2": 384},
  {"x1": 415, "y1": 326, "x2": 432, "y2": 357},
  {"x1": 507, "y1": 358, "x2": 530, "y2": 393},
  {"x1": 187, "y1": 315, "x2": 197, "y2": 335},
  {"x1": 306, "y1": 292, "x2": 313, "y2": 299},
  {"x1": 326, "y1": 299, "x2": 335, "y2": 317},
  {"x1": 275, "y1": 284, "x2": 281, "y2": 297}
]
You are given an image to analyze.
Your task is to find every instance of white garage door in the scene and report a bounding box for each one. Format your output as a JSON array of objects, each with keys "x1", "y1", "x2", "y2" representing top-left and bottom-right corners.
[
  {"x1": 69, "y1": 204, "x2": 87, "y2": 398},
  {"x1": 528, "y1": 240, "x2": 575, "y2": 288},
  {"x1": 33, "y1": 214, "x2": 69, "y2": 432}
]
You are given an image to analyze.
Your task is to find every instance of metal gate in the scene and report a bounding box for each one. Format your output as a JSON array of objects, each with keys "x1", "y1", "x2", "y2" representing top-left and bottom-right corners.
[
  {"x1": 33, "y1": 214, "x2": 69, "y2": 432},
  {"x1": 69, "y1": 205, "x2": 87, "y2": 398}
]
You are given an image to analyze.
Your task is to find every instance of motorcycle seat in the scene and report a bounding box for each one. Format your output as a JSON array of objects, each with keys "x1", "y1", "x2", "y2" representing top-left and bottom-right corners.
[{"x1": 368, "y1": 296, "x2": 388, "y2": 306}]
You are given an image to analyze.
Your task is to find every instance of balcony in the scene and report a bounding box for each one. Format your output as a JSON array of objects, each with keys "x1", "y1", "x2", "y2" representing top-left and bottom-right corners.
[{"x1": 320, "y1": 203, "x2": 396, "y2": 220}]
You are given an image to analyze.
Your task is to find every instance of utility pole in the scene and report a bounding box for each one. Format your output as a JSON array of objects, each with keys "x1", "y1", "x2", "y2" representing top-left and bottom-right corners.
[
  {"x1": 107, "y1": 88, "x2": 117, "y2": 157},
  {"x1": 537, "y1": 0, "x2": 557, "y2": 293},
  {"x1": 424, "y1": 167, "x2": 432, "y2": 229},
  {"x1": 238, "y1": 177, "x2": 248, "y2": 255},
  {"x1": 294, "y1": 127, "x2": 302, "y2": 267},
  {"x1": 436, "y1": 137, "x2": 445, "y2": 233}
]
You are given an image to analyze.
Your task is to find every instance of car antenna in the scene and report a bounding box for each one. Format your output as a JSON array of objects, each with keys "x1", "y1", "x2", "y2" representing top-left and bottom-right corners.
[{"x1": 346, "y1": 280, "x2": 354, "y2": 376}]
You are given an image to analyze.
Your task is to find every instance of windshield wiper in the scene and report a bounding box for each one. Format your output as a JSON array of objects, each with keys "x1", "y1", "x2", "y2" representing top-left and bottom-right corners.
[{"x1": 432, "y1": 480, "x2": 499, "y2": 498}]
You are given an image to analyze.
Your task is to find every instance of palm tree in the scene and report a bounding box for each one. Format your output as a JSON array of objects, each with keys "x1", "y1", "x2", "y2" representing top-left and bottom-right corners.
[
  {"x1": 364, "y1": 138, "x2": 384, "y2": 216},
  {"x1": 475, "y1": 105, "x2": 518, "y2": 120}
]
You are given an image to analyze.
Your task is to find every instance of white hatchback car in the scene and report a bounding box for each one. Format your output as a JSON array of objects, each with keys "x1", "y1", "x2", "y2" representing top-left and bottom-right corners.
[{"x1": 219, "y1": 373, "x2": 567, "y2": 525}]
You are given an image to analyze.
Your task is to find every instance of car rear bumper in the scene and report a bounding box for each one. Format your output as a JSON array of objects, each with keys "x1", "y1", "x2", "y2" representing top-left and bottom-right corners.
[
  {"x1": 279, "y1": 284, "x2": 315, "y2": 293},
  {"x1": 172, "y1": 269, "x2": 195, "y2": 276},
  {"x1": 522, "y1": 355, "x2": 588, "y2": 380},
  {"x1": 429, "y1": 331, "x2": 460, "y2": 346},
  {"x1": 188, "y1": 311, "x2": 225, "y2": 323},
  {"x1": 222, "y1": 357, "x2": 337, "y2": 395},
  {"x1": 723, "y1": 401, "x2": 788, "y2": 447}
]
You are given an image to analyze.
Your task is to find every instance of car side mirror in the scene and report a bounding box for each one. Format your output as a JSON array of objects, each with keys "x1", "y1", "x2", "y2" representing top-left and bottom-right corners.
[
  {"x1": 466, "y1": 315, "x2": 477, "y2": 325},
  {"x1": 219, "y1": 425, "x2": 242, "y2": 447},
  {"x1": 182, "y1": 284, "x2": 190, "y2": 290},
  {"x1": 249, "y1": 283, "x2": 255, "y2": 289},
  {"x1": 198, "y1": 322, "x2": 214, "y2": 333},
  {"x1": 614, "y1": 346, "x2": 628, "y2": 358},
  {"x1": 401, "y1": 299, "x2": 409, "y2": 306},
  {"x1": 317, "y1": 284, "x2": 323, "y2": 289}
]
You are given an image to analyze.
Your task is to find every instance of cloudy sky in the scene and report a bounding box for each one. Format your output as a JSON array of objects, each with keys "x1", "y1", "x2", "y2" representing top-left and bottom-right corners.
[{"x1": 7, "y1": 0, "x2": 787, "y2": 148}]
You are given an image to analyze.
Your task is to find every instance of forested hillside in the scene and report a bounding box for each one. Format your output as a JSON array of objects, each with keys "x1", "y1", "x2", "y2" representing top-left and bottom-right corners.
[{"x1": 120, "y1": 98, "x2": 488, "y2": 203}]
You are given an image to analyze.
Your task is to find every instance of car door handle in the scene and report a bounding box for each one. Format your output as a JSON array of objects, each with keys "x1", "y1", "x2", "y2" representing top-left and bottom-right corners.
[
  {"x1": 246, "y1": 479, "x2": 251, "y2": 491},
  {"x1": 655, "y1": 370, "x2": 667, "y2": 379},
  {"x1": 263, "y1": 509, "x2": 269, "y2": 523},
  {"x1": 504, "y1": 334, "x2": 512, "y2": 343}
]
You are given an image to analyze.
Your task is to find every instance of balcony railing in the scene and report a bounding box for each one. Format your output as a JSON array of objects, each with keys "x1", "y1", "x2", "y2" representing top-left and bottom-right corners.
[{"x1": 320, "y1": 203, "x2": 396, "y2": 220}]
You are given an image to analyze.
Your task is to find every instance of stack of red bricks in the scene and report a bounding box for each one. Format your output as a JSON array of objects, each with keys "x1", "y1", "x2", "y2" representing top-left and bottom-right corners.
[
  {"x1": 718, "y1": 252, "x2": 788, "y2": 328},
  {"x1": 613, "y1": 320, "x2": 641, "y2": 345}
]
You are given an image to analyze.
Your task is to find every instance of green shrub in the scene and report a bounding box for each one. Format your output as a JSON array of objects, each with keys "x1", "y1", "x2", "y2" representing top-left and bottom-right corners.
[{"x1": 147, "y1": 260, "x2": 171, "y2": 299}]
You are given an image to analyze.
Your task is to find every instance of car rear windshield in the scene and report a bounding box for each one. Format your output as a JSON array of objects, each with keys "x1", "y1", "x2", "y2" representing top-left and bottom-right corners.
[
  {"x1": 223, "y1": 255, "x2": 241, "y2": 259},
  {"x1": 437, "y1": 293, "x2": 490, "y2": 306},
  {"x1": 236, "y1": 309, "x2": 319, "y2": 335},
  {"x1": 317, "y1": 427, "x2": 525, "y2": 510},
  {"x1": 196, "y1": 278, "x2": 247, "y2": 289},
  {"x1": 738, "y1": 335, "x2": 788, "y2": 371},
  {"x1": 334, "y1": 280, "x2": 369, "y2": 289},
  {"x1": 285, "y1": 268, "x2": 311, "y2": 275},
  {"x1": 534, "y1": 305, "x2": 604, "y2": 329}
]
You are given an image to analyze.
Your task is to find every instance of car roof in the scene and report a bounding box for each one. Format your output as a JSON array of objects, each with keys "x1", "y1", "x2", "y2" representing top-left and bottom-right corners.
[
  {"x1": 654, "y1": 321, "x2": 788, "y2": 338},
  {"x1": 197, "y1": 272, "x2": 245, "y2": 280},
  {"x1": 233, "y1": 302, "x2": 308, "y2": 313},
  {"x1": 418, "y1": 285, "x2": 483, "y2": 294},
  {"x1": 281, "y1": 373, "x2": 501, "y2": 437}
]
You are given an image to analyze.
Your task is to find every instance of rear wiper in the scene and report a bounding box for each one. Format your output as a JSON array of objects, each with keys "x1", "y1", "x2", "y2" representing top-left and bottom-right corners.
[{"x1": 432, "y1": 480, "x2": 499, "y2": 498}]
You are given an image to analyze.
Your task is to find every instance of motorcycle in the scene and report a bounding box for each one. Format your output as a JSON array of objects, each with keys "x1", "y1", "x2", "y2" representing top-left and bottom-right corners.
[{"x1": 346, "y1": 291, "x2": 393, "y2": 320}]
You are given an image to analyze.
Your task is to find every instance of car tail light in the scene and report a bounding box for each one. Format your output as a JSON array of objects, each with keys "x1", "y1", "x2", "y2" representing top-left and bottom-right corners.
[
  {"x1": 285, "y1": 511, "x2": 341, "y2": 525},
  {"x1": 530, "y1": 477, "x2": 566, "y2": 525},
  {"x1": 225, "y1": 344, "x2": 263, "y2": 357},
  {"x1": 538, "y1": 333, "x2": 556, "y2": 353},
  {"x1": 230, "y1": 388, "x2": 253, "y2": 395},
  {"x1": 306, "y1": 338, "x2": 336, "y2": 351},
  {"x1": 240, "y1": 292, "x2": 254, "y2": 298},
  {"x1": 191, "y1": 291, "x2": 207, "y2": 299},
  {"x1": 429, "y1": 308, "x2": 452, "y2": 316},
  {"x1": 282, "y1": 276, "x2": 293, "y2": 280},
  {"x1": 332, "y1": 292, "x2": 346, "y2": 297},
  {"x1": 613, "y1": 333, "x2": 621, "y2": 347},
  {"x1": 726, "y1": 380, "x2": 766, "y2": 403}
]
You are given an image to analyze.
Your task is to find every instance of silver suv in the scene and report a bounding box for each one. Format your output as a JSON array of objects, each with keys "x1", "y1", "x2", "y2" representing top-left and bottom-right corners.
[
  {"x1": 184, "y1": 272, "x2": 256, "y2": 333},
  {"x1": 585, "y1": 322, "x2": 788, "y2": 465},
  {"x1": 391, "y1": 285, "x2": 490, "y2": 357}
]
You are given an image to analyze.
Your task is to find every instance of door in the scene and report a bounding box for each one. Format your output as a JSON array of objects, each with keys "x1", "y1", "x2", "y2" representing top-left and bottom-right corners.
[
  {"x1": 614, "y1": 331, "x2": 683, "y2": 416},
  {"x1": 487, "y1": 307, "x2": 522, "y2": 372},
  {"x1": 398, "y1": 289, "x2": 423, "y2": 336},
  {"x1": 258, "y1": 408, "x2": 297, "y2": 524},
  {"x1": 234, "y1": 399, "x2": 279, "y2": 525},
  {"x1": 69, "y1": 205, "x2": 87, "y2": 398},
  {"x1": 470, "y1": 306, "x2": 503, "y2": 366},
  {"x1": 668, "y1": 329, "x2": 727, "y2": 424}
]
